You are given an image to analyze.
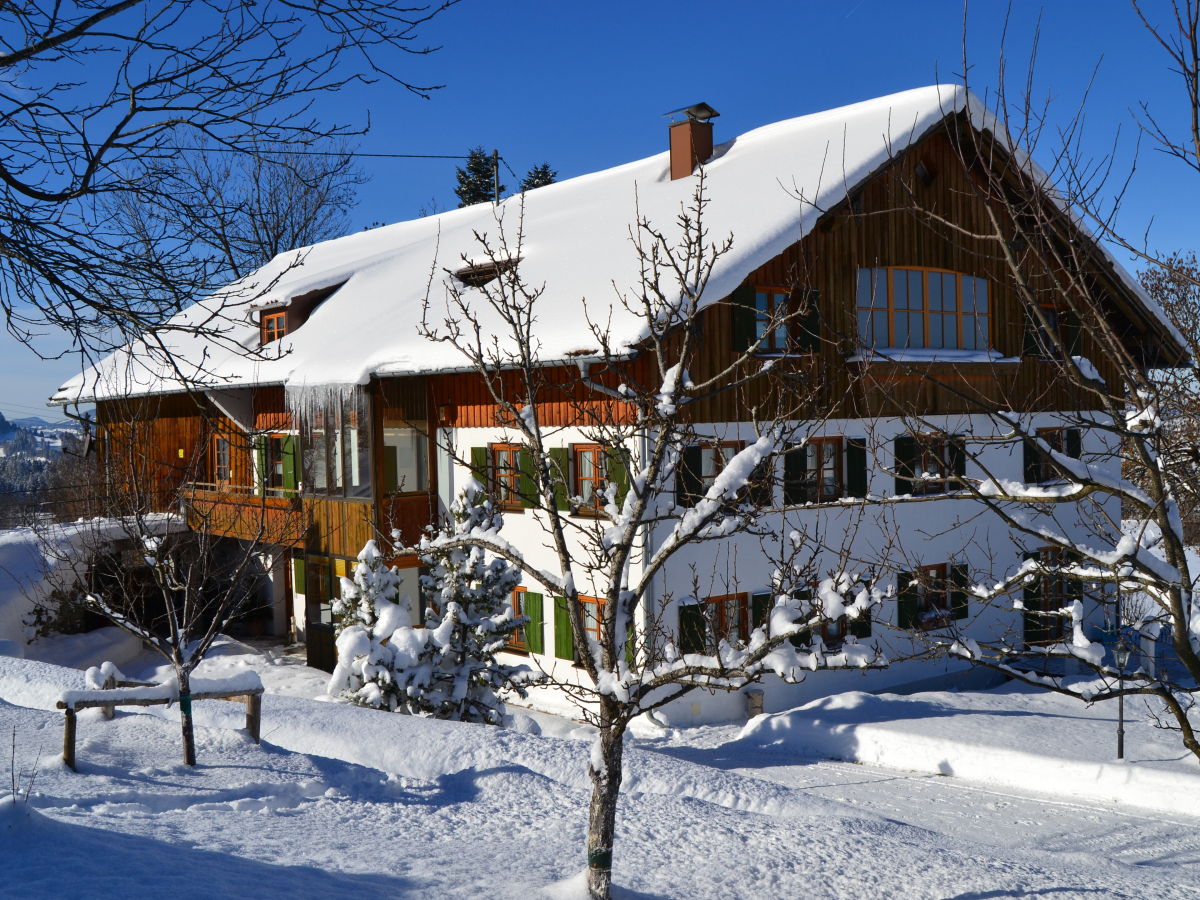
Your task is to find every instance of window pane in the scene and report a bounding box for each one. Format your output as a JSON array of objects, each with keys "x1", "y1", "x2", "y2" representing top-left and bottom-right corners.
[
  {"x1": 907, "y1": 270, "x2": 924, "y2": 309},
  {"x1": 939, "y1": 273, "x2": 958, "y2": 313},
  {"x1": 873, "y1": 310, "x2": 888, "y2": 346},
  {"x1": 928, "y1": 273, "x2": 943, "y2": 312},
  {"x1": 892, "y1": 269, "x2": 909, "y2": 310},
  {"x1": 858, "y1": 269, "x2": 884, "y2": 309},
  {"x1": 908, "y1": 312, "x2": 925, "y2": 348},
  {"x1": 894, "y1": 312, "x2": 908, "y2": 347},
  {"x1": 929, "y1": 314, "x2": 943, "y2": 348},
  {"x1": 857, "y1": 309, "x2": 874, "y2": 346}
]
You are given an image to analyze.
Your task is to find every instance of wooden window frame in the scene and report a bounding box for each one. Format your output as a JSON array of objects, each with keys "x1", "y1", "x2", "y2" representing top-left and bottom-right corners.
[
  {"x1": 579, "y1": 594, "x2": 604, "y2": 647},
  {"x1": 898, "y1": 433, "x2": 960, "y2": 496},
  {"x1": 753, "y1": 286, "x2": 794, "y2": 353},
  {"x1": 211, "y1": 434, "x2": 231, "y2": 485},
  {"x1": 261, "y1": 311, "x2": 288, "y2": 345},
  {"x1": 856, "y1": 266, "x2": 990, "y2": 351},
  {"x1": 705, "y1": 592, "x2": 749, "y2": 646},
  {"x1": 508, "y1": 587, "x2": 529, "y2": 653},
  {"x1": 913, "y1": 563, "x2": 951, "y2": 630},
  {"x1": 1028, "y1": 426, "x2": 1081, "y2": 484},
  {"x1": 1025, "y1": 548, "x2": 1071, "y2": 646},
  {"x1": 490, "y1": 443, "x2": 524, "y2": 511},
  {"x1": 786, "y1": 437, "x2": 843, "y2": 504},
  {"x1": 572, "y1": 443, "x2": 607, "y2": 515}
]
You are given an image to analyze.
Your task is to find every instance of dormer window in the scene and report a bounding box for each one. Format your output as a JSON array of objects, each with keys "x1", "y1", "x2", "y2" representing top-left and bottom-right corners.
[
  {"x1": 856, "y1": 267, "x2": 990, "y2": 351},
  {"x1": 454, "y1": 258, "x2": 518, "y2": 288},
  {"x1": 261, "y1": 311, "x2": 288, "y2": 345}
]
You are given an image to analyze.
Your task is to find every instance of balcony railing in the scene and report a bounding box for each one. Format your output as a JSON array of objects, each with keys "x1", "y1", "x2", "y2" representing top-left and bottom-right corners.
[{"x1": 182, "y1": 483, "x2": 308, "y2": 546}]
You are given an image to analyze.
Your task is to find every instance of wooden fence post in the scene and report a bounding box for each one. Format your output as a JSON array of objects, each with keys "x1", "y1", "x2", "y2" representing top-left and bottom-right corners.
[
  {"x1": 100, "y1": 673, "x2": 117, "y2": 720},
  {"x1": 245, "y1": 692, "x2": 262, "y2": 744},
  {"x1": 63, "y1": 707, "x2": 77, "y2": 771}
]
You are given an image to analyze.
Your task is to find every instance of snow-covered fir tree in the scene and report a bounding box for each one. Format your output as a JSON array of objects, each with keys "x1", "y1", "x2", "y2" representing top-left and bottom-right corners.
[
  {"x1": 520, "y1": 162, "x2": 556, "y2": 191},
  {"x1": 454, "y1": 146, "x2": 503, "y2": 208},
  {"x1": 328, "y1": 485, "x2": 533, "y2": 723}
]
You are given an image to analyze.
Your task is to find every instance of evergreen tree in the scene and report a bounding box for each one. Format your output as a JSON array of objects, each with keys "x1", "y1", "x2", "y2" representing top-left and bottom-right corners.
[
  {"x1": 520, "y1": 162, "x2": 557, "y2": 192},
  {"x1": 454, "y1": 146, "x2": 503, "y2": 208},
  {"x1": 328, "y1": 486, "x2": 533, "y2": 722}
]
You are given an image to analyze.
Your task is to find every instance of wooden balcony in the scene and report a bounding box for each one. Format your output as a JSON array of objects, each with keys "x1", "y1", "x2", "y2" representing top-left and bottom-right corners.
[
  {"x1": 381, "y1": 492, "x2": 438, "y2": 549},
  {"x1": 183, "y1": 483, "x2": 309, "y2": 547}
]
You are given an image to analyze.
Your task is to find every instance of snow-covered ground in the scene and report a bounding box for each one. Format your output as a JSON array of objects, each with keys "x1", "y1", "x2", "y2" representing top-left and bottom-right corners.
[{"x1": 2, "y1": 639, "x2": 1199, "y2": 899}]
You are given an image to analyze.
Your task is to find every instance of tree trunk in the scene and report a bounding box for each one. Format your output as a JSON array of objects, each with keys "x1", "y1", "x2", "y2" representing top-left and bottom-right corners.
[
  {"x1": 586, "y1": 703, "x2": 626, "y2": 900},
  {"x1": 178, "y1": 668, "x2": 197, "y2": 766}
]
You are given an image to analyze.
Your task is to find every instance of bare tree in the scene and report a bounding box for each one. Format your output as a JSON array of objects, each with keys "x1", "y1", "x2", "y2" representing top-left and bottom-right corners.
[
  {"x1": 0, "y1": 0, "x2": 457, "y2": 364},
  {"x1": 418, "y1": 183, "x2": 886, "y2": 900}
]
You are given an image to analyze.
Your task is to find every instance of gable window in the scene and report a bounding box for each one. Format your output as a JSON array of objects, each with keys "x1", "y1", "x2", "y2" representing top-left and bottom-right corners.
[
  {"x1": 211, "y1": 435, "x2": 231, "y2": 485},
  {"x1": 856, "y1": 267, "x2": 990, "y2": 351},
  {"x1": 1023, "y1": 427, "x2": 1082, "y2": 484},
  {"x1": 261, "y1": 311, "x2": 287, "y2": 345},
  {"x1": 894, "y1": 433, "x2": 964, "y2": 496},
  {"x1": 897, "y1": 563, "x2": 969, "y2": 630},
  {"x1": 731, "y1": 284, "x2": 821, "y2": 354},
  {"x1": 573, "y1": 444, "x2": 608, "y2": 511}
]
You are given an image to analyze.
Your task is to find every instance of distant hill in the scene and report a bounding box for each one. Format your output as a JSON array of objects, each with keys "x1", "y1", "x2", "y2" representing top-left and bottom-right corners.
[{"x1": 9, "y1": 416, "x2": 77, "y2": 431}]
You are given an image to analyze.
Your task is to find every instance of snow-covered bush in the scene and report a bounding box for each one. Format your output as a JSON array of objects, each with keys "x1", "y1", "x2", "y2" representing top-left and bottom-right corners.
[{"x1": 328, "y1": 485, "x2": 534, "y2": 724}]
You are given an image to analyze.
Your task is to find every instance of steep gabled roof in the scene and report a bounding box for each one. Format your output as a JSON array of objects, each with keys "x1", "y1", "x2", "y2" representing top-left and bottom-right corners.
[{"x1": 53, "y1": 84, "x2": 1184, "y2": 404}]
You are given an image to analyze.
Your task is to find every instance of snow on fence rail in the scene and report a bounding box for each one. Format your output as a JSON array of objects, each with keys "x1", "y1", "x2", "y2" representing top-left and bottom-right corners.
[{"x1": 56, "y1": 670, "x2": 264, "y2": 771}]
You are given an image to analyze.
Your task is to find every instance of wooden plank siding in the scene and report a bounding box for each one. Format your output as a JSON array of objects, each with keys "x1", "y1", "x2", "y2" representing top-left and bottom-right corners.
[{"x1": 304, "y1": 496, "x2": 374, "y2": 560}]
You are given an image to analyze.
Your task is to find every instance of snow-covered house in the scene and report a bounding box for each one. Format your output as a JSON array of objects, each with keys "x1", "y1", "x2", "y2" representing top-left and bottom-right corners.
[{"x1": 54, "y1": 85, "x2": 1184, "y2": 721}]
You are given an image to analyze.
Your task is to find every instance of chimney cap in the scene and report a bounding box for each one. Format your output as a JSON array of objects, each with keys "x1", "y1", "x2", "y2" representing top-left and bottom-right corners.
[{"x1": 663, "y1": 102, "x2": 720, "y2": 124}]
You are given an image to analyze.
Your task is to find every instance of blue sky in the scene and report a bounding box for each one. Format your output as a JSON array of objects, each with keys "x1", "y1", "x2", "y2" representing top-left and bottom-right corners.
[{"x1": 3, "y1": 1, "x2": 1196, "y2": 421}]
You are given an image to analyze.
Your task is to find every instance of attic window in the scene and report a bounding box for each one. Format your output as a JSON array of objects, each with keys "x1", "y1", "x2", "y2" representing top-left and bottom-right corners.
[
  {"x1": 454, "y1": 258, "x2": 519, "y2": 288},
  {"x1": 261, "y1": 311, "x2": 287, "y2": 345}
]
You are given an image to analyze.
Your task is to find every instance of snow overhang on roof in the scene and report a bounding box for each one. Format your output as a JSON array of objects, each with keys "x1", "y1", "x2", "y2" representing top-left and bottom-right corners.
[{"x1": 51, "y1": 83, "x2": 1187, "y2": 406}]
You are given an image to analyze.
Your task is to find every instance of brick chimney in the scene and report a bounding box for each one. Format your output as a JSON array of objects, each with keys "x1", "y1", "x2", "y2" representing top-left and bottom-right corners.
[{"x1": 666, "y1": 102, "x2": 720, "y2": 180}]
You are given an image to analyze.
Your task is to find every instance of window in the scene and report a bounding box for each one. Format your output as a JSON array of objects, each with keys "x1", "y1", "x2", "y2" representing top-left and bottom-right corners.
[
  {"x1": 898, "y1": 563, "x2": 969, "y2": 629},
  {"x1": 260, "y1": 434, "x2": 298, "y2": 494},
  {"x1": 1023, "y1": 549, "x2": 1075, "y2": 646},
  {"x1": 1024, "y1": 427, "x2": 1081, "y2": 484},
  {"x1": 784, "y1": 438, "x2": 842, "y2": 504},
  {"x1": 573, "y1": 444, "x2": 607, "y2": 512},
  {"x1": 677, "y1": 441, "x2": 743, "y2": 507},
  {"x1": 579, "y1": 594, "x2": 604, "y2": 646},
  {"x1": 382, "y1": 427, "x2": 429, "y2": 493},
  {"x1": 490, "y1": 443, "x2": 524, "y2": 509},
  {"x1": 211, "y1": 435, "x2": 231, "y2": 484},
  {"x1": 731, "y1": 284, "x2": 820, "y2": 354},
  {"x1": 894, "y1": 433, "x2": 963, "y2": 496},
  {"x1": 508, "y1": 588, "x2": 545, "y2": 654},
  {"x1": 680, "y1": 593, "x2": 750, "y2": 654},
  {"x1": 856, "y1": 267, "x2": 990, "y2": 351},
  {"x1": 1025, "y1": 304, "x2": 1081, "y2": 358},
  {"x1": 300, "y1": 389, "x2": 372, "y2": 499},
  {"x1": 261, "y1": 311, "x2": 287, "y2": 345}
]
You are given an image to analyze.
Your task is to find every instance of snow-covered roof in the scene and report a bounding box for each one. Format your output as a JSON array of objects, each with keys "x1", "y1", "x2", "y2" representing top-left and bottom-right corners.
[{"x1": 52, "y1": 84, "x2": 1184, "y2": 405}]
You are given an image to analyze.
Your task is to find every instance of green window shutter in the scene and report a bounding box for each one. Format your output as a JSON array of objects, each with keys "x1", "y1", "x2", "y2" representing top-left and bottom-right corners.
[
  {"x1": 605, "y1": 447, "x2": 630, "y2": 507},
  {"x1": 750, "y1": 591, "x2": 773, "y2": 632},
  {"x1": 1065, "y1": 428, "x2": 1082, "y2": 460},
  {"x1": 548, "y1": 447, "x2": 570, "y2": 511},
  {"x1": 678, "y1": 603, "x2": 707, "y2": 655},
  {"x1": 254, "y1": 435, "x2": 267, "y2": 489},
  {"x1": 281, "y1": 435, "x2": 298, "y2": 491},
  {"x1": 793, "y1": 289, "x2": 821, "y2": 353},
  {"x1": 729, "y1": 283, "x2": 757, "y2": 352},
  {"x1": 1023, "y1": 437, "x2": 1040, "y2": 483},
  {"x1": 783, "y1": 444, "x2": 807, "y2": 505},
  {"x1": 292, "y1": 555, "x2": 306, "y2": 594},
  {"x1": 677, "y1": 445, "x2": 704, "y2": 507},
  {"x1": 1063, "y1": 309, "x2": 1082, "y2": 355},
  {"x1": 950, "y1": 563, "x2": 970, "y2": 620},
  {"x1": 470, "y1": 446, "x2": 488, "y2": 484},
  {"x1": 894, "y1": 435, "x2": 918, "y2": 496},
  {"x1": 846, "y1": 438, "x2": 868, "y2": 498},
  {"x1": 789, "y1": 588, "x2": 813, "y2": 648},
  {"x1": 517, "y1": 449, "x2": 536, "y2": 508},
  {"x1": 950, "y1": 436, "x2": 966, "y2": 481},
  {"x1": 1023, "y1": 311, "x2": 1042, "y2": 357},
  {"x1": 553, "y1": 596, "x2": 574, "y2": 660},
  {"x1": 848, "y1": 609, "x2": 872, "y2": 639},
  {"x1": 897, "y1": 572, "x2": 918, "y2": 629},
  {"x1": 523, "y1": 592, "x2": 544, "y2": 654}
]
